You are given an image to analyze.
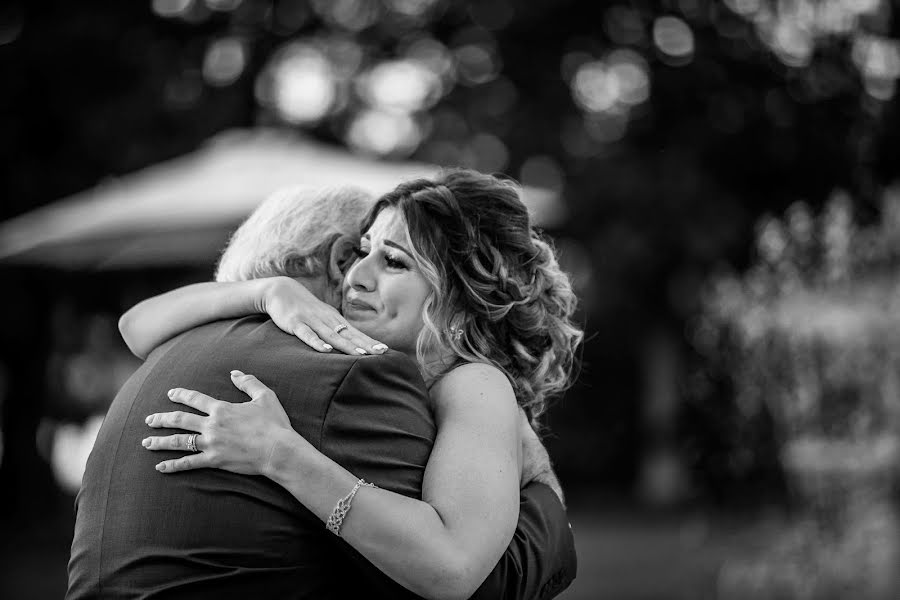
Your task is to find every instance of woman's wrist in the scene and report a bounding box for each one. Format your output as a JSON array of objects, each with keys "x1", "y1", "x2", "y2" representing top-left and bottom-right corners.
[
  {"x1": 262, "y1": 426, "x2": 306, "y2": 481},
  {"x1": 262, "y1": 426, "x2": 360, "y2": 523},
  {"x1": 256, "y1": 276, "x2": 289, "y2": 315}
]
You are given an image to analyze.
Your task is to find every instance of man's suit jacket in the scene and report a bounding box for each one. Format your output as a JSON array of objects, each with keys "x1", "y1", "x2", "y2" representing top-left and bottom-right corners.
[{"x1": 67, "y1": 316, "x2": 575, "y2": 599}]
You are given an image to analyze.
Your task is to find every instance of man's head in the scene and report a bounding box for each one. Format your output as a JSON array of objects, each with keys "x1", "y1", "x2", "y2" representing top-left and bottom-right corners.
[{"x1": 215, "y1": 185, "x2": 374, "y2": 306}]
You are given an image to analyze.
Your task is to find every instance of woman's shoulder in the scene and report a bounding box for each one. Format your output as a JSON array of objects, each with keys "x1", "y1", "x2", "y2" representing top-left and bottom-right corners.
[
  {"x1": 438, "y1": 361, "x2": 508, "y2": 384},
  {"x1": 430, "y1": 362, "x2": 517, "y2": 417}
]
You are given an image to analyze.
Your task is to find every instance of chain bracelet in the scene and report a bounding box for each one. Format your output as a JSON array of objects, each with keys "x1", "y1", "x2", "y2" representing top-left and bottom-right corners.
[{"x1": 326, "y1": 478, "x2": 376, "y2": 536}]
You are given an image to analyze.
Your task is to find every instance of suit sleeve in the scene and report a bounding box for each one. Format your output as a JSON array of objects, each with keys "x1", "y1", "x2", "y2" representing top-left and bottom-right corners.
[
  {"x1": 320, "y1": 352, "x2": 435, "y2": 499},
  {"x1": 470, "y1": 482, "x2": 577, "y2": 600}
]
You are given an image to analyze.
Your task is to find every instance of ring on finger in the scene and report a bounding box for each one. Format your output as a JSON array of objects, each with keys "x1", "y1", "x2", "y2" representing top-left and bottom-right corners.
[
  {"x1": 187, "y1": 433, "x2": 199, "y2": 453},
  {"x1": 334, "y1": 323, "x2": 348, "y2": 335}
]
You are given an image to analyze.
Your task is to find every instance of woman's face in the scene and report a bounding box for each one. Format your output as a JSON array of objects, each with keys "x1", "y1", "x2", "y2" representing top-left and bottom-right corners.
[{"x1": 341, "y1": 207, "x2": 431, "y2": 355}]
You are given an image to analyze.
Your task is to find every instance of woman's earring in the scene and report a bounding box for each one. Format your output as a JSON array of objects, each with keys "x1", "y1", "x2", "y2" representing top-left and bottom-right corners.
[{"x1": 448, "y1": 327, "x2": 463, "y2": 341}]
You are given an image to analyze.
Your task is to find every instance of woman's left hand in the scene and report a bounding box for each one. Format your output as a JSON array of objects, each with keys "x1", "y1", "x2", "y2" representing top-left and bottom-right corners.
[{"x1": 143, "y1": 370, "x2": 293, "y2": 475}]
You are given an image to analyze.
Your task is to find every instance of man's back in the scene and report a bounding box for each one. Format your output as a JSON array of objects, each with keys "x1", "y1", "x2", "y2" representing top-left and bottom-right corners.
[{"x1": 68, "y1": 316, "x2": 434, "y2": 599}]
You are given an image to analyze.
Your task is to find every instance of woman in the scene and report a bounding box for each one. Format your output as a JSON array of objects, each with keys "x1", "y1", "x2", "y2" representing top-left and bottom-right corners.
[{"x1": 123, "y1": 170, "x2": 582, "y2": 599}]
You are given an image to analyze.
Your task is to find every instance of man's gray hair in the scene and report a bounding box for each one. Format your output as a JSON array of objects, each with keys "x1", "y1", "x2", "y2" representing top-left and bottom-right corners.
[{"x1": 215, "y1": 185, "x2": 374, "y2": 282}]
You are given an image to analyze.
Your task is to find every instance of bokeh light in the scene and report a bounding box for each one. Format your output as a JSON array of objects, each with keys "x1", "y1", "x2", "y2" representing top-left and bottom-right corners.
[
  {"x1": 49, "y1": 416, "x2": 104, "y2": 495},
  {"x1": 255, "y1": 43, "x2": 337, "y2": 124},
  {"x1": 152, "y1": 0, "x2": 194, "y2": 18},
  {"x1": 653, "y1": 16, "x2": 695, "y2": 64},
  {"x1": 204, "y1": 0, "x2": 242, "y2": 11},
  {"x1": 317, "y1": 35, "x2": 365, "y2": 79},
  {"x1": 310, "y1": 0, "x2": 381, "y2": 32},
  {"x1": 385, "y1": 0, "x2": 442, "y2": 22},
  {"x1": 723, "y1": 0, "x2": 761, "y2": 18},
  {"x1": 561, "y1": 50, "x2": 594, "y2": 83},
  {"x1": 726, "y1": 0, "x2": 889, "y2": 71},
  {"x1": 608, "y1": 49, "x2": 651, "y2": 106},
  {"x1": 573, "y1": 61, "x2": 620, "y2": 113},
  {"x1": 571, "y1": 50, "x2": 650, "y2": 118},
  {"x1": 769, "y1": 19, "x2": 813, "y2": 67},
  {"x1": 403, "y1": 37, "x2": 457, "y2": 85},
  {"x1": 203, "y1": 37, "x2": 247, "y2": 86},
  {"x1": 852, "y1": 34, "x2": 900, "y2": 100},
  {"x1": 346, "y1": 109, "x2": 422, "y2": 156},
  {"x1": 454, "y1": 43, "x2": 502, "y2": 86},
  {"x1": 358, "y1": 59, "x2": 443, "y2": 113}
]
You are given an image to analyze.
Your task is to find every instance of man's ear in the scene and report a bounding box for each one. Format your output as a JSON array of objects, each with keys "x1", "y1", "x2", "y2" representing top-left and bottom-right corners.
[{"x1": 328, "y1": 234, "x2": 358, "y2": 281}]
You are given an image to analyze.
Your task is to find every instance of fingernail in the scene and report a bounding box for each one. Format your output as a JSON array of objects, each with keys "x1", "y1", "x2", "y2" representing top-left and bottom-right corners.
[
  {"x1": 167, "y1": 389, "x2": 176, "y2": 398},
  {"x1": 230, "y1": 370, "x2": 243, "y2": 377},
  {"x1": 145, "y1": 415, "x2": 153, "y2": 424},
  {"x1": 355, "y1": 348, "x2": 367, "y2": 355},
  {"x1": 156, "y1": 463, "x2": 165, "y2": 472},
  {"x1": 371, "y1": 343, "x2": 388, "y2": 352},
  {"x1": 322, "y1": 344, "x2": 333, "y2": 351},
  {"x1": 142, "y1": 438, "x2": 151, "y2": 448}
]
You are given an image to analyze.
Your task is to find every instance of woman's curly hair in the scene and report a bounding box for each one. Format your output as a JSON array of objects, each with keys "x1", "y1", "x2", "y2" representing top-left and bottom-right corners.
[{"x1": 361, "y1": 169, "x2": 583, "y2": 423}]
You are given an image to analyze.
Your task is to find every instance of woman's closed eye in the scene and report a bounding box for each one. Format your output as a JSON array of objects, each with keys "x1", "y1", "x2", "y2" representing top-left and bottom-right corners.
[
  {"x1": 353, "y1": 245, "x2": 408, "y2": 271},
  {"x1": 383, "y1": 251, "x2": 408, "y2": 270}
]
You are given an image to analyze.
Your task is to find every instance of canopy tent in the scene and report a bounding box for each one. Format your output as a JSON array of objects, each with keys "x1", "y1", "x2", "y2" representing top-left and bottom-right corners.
[{"x1": 0, "y1": 129, "x2": 564, "y2": 270}]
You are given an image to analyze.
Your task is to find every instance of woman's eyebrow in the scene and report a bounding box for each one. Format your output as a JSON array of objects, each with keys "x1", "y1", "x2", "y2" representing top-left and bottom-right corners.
[{"x1": 384, "y1": 239, "x2": 413, "y2": 257}]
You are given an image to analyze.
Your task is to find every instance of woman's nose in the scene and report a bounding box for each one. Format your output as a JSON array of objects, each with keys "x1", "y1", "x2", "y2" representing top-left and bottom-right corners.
[{"x1": 345, "y1": 255, "x2": 375, "y2": 291}]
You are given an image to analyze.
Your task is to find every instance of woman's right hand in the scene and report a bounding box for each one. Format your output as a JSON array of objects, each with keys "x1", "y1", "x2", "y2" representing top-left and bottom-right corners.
[{"x1": 261, "y1": 276, "x2": 387, "y2": 355}]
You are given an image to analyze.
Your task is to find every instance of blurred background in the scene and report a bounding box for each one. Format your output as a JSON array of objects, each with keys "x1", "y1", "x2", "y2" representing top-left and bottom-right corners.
[{"x1": 2, "y1": 0, "x2": 900, "y2": 598}]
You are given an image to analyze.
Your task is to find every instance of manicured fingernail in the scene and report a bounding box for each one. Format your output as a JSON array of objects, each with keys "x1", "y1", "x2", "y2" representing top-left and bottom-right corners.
[
  {"x1": 142, "y1": 438, "x2": 151, "y2": 448},
  {"x1": 322, "y1": 343, "x2": 333, "y2": 351},
  {"x1": 230, "y1": 370, "x2": 243, "y2": 377},
  {"x1": 167, "y1": 389, "x2": 176, "y2": 398},
  {"x1": 156, "y1": 463, "x2": 165, "y2": 472},
  {"x1": 371, "y1": 343, "x2": 388, "y2": 352},
  {"x1": 355, "y1": 348, "x2": 367, "y2": 355},
  {"x1": 145, "y1": 415, "x2": 153, "y2": 424}
]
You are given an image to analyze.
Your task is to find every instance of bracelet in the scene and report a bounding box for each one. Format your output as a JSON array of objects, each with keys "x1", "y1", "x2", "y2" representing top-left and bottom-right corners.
[{"x1": 326, "y1": 478, "x2": 376, "y2": 536}]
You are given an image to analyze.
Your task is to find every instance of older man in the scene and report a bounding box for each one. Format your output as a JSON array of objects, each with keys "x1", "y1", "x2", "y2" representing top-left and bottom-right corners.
[{"x1": 68, "y1": 186, "x2": 575, "y2": 599}]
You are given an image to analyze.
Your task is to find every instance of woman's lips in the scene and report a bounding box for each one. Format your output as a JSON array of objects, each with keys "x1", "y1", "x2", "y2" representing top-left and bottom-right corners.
[{"x1": 344, "y1": 298, "x2": 376, "y2": 313}]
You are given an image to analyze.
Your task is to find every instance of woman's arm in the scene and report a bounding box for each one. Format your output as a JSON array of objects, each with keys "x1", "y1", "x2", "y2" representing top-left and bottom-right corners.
[
  {"x1": 119, "y1": 279, "x2": 269, "y2": 359},
  {"x1": 119, "y1": 277, "x2": 384, "y2": 359},
  {"x1": 329, "y1": 363, "x2": 521, "y2": 599},
  {"x1": 144, "y1": 363, "x2": 521, "y2": 600}
]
